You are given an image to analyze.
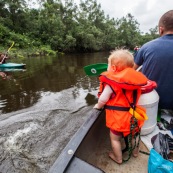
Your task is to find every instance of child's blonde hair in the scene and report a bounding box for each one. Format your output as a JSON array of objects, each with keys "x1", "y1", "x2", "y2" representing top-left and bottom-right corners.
[{"x1": 108, "y1": 49, "x2": 134, "y2": 71}]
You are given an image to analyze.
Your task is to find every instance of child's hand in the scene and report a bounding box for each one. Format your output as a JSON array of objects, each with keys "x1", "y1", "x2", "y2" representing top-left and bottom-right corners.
[
  {"x1": 93, "y1": 104, "x2": 99, "y2": 109},
  {"x1": 93, "y1": 104, "x2": 103, "y2": 110},
  {"x1": 93, "y1": 101, "x2": 105, "y2": 110},
  {"x1": 93, "y1": 103, "x2": 103, "y2": 110}
]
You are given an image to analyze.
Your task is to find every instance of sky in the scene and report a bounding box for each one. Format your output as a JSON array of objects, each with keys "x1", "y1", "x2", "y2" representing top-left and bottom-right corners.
[{"x1": 74, "y1": 0, "x2": 173, "y2": 33}]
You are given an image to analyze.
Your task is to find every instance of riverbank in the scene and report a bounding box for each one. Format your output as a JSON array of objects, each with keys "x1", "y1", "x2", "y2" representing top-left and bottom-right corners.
[{"x1": 0, "y1": 45, "x2": 60, "y2": 59}]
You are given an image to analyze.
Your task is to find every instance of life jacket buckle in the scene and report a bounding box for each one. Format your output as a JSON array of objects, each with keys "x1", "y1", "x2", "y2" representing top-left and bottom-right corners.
[{"x1": 129, "y1": 106, "x2": 148, "y2": 121}]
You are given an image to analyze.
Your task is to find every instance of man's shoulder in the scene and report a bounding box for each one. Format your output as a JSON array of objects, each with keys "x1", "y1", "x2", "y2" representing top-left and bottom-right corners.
[
  {"x1": 150, "y1": 37, "x2": 162, "y2": 43},
  {"x1": 139, "y1": 38, "x2": 161, "y2": 51}
]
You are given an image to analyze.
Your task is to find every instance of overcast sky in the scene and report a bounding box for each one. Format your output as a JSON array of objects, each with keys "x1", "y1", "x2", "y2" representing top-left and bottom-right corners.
[{"x1": 74, "y1": 0, "x2": 173, "y2": 33}]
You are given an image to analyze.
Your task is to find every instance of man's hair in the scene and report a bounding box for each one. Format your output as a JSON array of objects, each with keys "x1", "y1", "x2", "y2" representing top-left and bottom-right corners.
[
  {"x1": 108, "y1": 49, "x2": 134, "y2": 71},
  {"x1": 159, "y1": 10, "x2": 173, "y2": 31}
]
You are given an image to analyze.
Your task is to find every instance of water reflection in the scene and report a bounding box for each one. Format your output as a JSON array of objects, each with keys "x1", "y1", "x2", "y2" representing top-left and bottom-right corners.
[
  {"x1": 0, "y1": 71, "x2": 13, "y2": 80},
  {"x1": 0, "y1": 71, "x2": 7, "y2": 79},
  {"x1": 0, "y1": 52, "x2": 109, "y2": 173},
  {"x1": 0, "y1": 52, "x2": 108, "y2": 113}
]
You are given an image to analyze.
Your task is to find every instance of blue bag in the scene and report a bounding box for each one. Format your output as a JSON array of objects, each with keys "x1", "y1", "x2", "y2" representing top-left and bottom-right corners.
[{"x1": 148, "y1": 148, "x2": 173, "y2": 173}]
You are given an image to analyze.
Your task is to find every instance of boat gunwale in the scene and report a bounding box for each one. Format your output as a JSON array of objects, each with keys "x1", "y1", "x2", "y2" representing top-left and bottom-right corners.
[{"x1": 48, "y1": 109, "x2": 103, "y2": 173}]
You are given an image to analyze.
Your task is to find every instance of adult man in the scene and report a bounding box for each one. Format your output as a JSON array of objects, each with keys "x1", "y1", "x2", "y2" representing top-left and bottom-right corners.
[{"x1": 134, "y1": 10, "x2": 173, "y2": 109}]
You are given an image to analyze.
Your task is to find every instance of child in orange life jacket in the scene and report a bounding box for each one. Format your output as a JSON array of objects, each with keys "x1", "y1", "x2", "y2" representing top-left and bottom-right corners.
[{"x1": 93, "y1": 49, "x2": 148, "y2": 164}]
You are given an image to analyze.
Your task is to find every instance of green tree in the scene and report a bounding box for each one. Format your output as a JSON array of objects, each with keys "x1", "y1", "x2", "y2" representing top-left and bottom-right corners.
[
  {"x1": 75, "y1": 0, "x2": 106, "y2": 51},
  {"x1": 0, "y1": 0, "x2": 27, "y2": 32},
  {"x1": 0, "y1": 0, "x2": 160, "y2": 54},
  {"x1": 38, "y1": 0, "x2": 65, "y2": 50},
  {"x1": 116, "y1": 13, "x2": 141, "y2": 49},
  {"x1": 59, "y1": 0, "x2": 78, "y2": 52},
  {"x1": 101, "y1": 16, "x2": 118, "y2": 50},
  {"x1": 139, "y1": 26, "x2": 159, "y2": 46}
]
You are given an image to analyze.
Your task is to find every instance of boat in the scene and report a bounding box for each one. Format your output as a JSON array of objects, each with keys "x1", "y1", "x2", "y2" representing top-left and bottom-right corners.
[
  {"x1": 48, "y1": 63, "x2": 172, "y2": 173},
  {"x1": 0, "y1": 63, "x2": 26, "y2": 69},
  {"x1": 48, "y1": 109, "x2": 149, "y2": 173},
  {"x1": 0, "y1": 68, "x2": 26, "y2": 72}
]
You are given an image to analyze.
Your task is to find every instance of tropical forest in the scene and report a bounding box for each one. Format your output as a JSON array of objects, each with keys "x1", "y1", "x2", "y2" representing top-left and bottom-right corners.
[{"x1": 0, "y1": 0, "x2": 159, "y2": 57}]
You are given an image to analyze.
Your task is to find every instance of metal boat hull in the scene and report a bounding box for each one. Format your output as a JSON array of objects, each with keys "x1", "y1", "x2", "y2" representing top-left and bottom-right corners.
[{"x1": 49, "y1": 109, "x2": 149, "y2": 173}]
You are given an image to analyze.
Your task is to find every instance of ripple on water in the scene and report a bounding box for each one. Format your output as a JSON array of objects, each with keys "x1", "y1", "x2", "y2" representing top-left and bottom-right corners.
[{"x1": 4, "y1": 122, "x2": 40, "y2": 151}]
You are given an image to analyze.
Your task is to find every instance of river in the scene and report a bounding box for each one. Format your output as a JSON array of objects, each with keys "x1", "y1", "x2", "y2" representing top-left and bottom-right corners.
[{"x1": 0, "y1": 52, "x2": 108, "y2": 173}]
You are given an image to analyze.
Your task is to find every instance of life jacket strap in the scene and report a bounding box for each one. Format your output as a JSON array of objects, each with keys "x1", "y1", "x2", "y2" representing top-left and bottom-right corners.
[
  {"x1": 105, "y1": 105, "x2": 130, "y2": 111},
  {"x1": 122, "y1": 89, "x2": 137, "y2": 109}
]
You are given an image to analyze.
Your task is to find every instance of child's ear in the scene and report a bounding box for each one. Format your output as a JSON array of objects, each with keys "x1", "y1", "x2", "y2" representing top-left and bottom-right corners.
[{"x1": 112, "y1": 65, "x2": 117, "y2": 72}]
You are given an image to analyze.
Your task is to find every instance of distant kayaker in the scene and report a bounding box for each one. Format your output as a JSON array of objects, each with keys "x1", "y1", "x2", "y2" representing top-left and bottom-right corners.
[
  {"x1": 134, "y1": 45, "x2": 140, "y2": 52},
  {"x1": 134, "y1": 10, "x2": 173, "y2": 110},
  {"x1": 0, "y1": 52, "x2": 8, "y2": 64},
  {"x1": 94, "y1": 49, "x2": 148, "y2": 164},
  {"x1": 133, "y1": 46, "x2": 140, "y2": 56}
]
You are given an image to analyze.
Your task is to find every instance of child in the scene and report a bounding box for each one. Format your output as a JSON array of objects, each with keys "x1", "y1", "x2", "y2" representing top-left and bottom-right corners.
[{"x1": 94, "y1": 49, "x2": 148, "y2": 164}]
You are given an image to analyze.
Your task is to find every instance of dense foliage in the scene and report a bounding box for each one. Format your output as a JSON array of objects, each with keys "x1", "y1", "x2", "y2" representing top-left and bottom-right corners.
[{"x1": 0, "y1": 0, "x2": 159, "y2": 55}]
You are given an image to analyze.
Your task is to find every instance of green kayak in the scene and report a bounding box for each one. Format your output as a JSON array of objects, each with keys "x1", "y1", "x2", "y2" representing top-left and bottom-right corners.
[{"x1": 0, "y1": 63, "x2": 26, "y2": 68}]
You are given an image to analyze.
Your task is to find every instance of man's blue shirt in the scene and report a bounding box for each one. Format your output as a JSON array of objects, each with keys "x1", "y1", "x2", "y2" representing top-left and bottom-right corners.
[{"x1": 134, "y1": 34, "x2": 173, "y2": 109}]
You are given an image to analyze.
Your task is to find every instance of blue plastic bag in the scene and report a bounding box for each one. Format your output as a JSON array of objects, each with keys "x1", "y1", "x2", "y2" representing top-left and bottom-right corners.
[{"x1": 148, "y1": 148, "x2": 173, "y2": 173}]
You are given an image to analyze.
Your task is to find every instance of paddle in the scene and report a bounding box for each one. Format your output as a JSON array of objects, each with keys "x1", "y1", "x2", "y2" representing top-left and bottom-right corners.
[
  {"x1": 84, "y1": 63, "x2": 108, "y2": 76},
  {"x1": 1, "y1": 42, "x2": 15, "y2": 63},
  {"x1": 84, "y1": 62, "x2": 142, "y2": 76}
]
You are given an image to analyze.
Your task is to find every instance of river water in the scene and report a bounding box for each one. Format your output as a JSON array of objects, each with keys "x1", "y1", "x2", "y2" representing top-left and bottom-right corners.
[{"x1": 0, "y1": 52, "x2": 108, "y2": 173}]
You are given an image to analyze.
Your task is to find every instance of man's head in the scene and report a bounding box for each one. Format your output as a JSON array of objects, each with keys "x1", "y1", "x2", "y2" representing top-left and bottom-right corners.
[{"x1": 158, "y1": 10, "x2": 173, "y2": 36}]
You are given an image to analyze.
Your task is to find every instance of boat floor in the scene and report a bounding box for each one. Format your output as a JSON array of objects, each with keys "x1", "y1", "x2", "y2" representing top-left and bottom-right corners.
[
  {"x1": 75, "y1": 112, "x2": 149, "y2": 173},
  {"x1": 83, "y1": 138, "x2": 149, "y2": 173}
]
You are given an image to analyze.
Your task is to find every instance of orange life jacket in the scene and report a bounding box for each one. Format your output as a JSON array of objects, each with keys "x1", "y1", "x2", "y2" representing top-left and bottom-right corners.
[{"x1": 98, "y1": 68, "x2": 148, "y2": 136}]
